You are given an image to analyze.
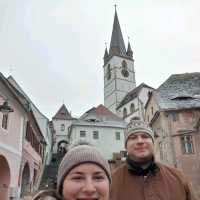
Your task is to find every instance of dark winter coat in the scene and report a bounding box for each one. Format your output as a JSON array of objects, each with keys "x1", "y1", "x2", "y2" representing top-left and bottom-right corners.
[{"x1": 111, "y1": 162, "x2": 198, "y2": 200}]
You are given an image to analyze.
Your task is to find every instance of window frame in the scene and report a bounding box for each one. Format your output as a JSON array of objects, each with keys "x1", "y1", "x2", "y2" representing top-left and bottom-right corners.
[
  {"x1": 115, "y1": 132, "x2": 121, "y2": 140},
  {"x1": 130, "y1": 103, "x2": 135, "y2": 113},
  {"x1": 93, "y1": 131, "x2": 99, "y2": 140},
  {"x1": 60, "y1": 124, "x2": 65, "y2": 131},
  {"x1": 80, "y1": 130, "x2": 86, "y2": 138},
  {"x1": 2, "y1": 113, "x2": 9, "y2": 130},
  {"x1": 180, "y1": 135, "x2": 194, "y2": 154},
  {"x1": 123, "y1": 107, "x2": 127, "y2": 119}
]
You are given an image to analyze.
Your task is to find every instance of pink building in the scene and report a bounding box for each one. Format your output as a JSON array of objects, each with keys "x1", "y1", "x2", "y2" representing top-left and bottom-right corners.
[
  {"x1": 19, "y1": 112, "x2": 46, "y2": 198},
  {"x1": 145, "y1": 73, "x2": 200, "y2": 197},
  {"x1": 0, "y1": 73, "x2": 46, "y2": 199}
]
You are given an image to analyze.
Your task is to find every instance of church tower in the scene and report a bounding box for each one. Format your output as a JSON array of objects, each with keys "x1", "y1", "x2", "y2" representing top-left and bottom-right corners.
[{"x1": 103, "y1": 8, "x2": 136, "y2": 114}]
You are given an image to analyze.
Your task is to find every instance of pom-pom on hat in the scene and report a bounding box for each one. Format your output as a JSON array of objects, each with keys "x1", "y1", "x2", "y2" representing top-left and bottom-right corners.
[
  {"x1": 57, "y1": 141, "x2": 111, "y2": 196},
  {"x1": 125, "y1": 117, "x2": 154, "y2": 147}
]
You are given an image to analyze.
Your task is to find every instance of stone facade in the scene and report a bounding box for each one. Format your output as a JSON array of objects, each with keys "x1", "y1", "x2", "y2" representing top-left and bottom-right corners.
[{"x1": 145, "y1": 73, "x2": 200, "y2": 197}]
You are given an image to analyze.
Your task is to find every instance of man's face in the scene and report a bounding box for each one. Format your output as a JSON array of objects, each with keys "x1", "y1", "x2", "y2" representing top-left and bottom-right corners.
[{"x1": 126, "y1": 132, "x2": 154, "y2": 162}]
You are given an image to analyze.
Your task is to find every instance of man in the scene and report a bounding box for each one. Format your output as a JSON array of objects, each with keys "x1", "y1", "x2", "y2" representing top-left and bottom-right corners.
[{"x1": 111, "y1": 117, "x2": 198, "y2": 200}]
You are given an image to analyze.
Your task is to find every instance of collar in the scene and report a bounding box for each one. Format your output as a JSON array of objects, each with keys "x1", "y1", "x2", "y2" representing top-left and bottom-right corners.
[{"x1": 126, "y1": 156, "x2": 159, "y2": 176}]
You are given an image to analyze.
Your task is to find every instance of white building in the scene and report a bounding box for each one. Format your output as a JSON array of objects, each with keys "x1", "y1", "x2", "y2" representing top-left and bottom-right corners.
[
  {"x1": 116, "y1": 83, "x2": 154, "y2": 122},
  {"x1": 68, "y1": 104, "x2": 126, "y2": 160},
  {"x1": 103, "y1": 9, "x2": 136, "y2": 114},
  {"x1": 103, "y1": 9, "x2": 154, "y2": 121},
  {"x1": 52, "y1": 104, "x2": 75, "y2": 154}
]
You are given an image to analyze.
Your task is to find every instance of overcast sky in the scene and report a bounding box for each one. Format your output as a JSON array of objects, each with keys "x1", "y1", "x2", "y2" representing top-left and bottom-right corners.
[{"x1": 1, "y1": 0, "x2": 200, "y2": 118}]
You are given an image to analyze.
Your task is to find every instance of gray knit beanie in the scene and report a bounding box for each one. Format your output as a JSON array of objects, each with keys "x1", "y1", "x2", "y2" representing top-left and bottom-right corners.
[
  {"x1": 125, "y1": 117, "x2": 154, "y2": 147},
  {"x1": 57, "y1": 143, "x2": 111, "y2": 196}
]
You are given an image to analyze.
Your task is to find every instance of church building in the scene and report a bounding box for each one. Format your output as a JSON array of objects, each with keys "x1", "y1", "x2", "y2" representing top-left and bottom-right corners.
[{"x1": 103, "y1": 8, "x2": 154, "y2": 122}]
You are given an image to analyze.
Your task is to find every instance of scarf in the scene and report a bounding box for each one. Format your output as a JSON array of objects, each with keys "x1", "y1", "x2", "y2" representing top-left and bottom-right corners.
[{"x1": 126, "y1": 156, "x2": 159, "y2": 176}]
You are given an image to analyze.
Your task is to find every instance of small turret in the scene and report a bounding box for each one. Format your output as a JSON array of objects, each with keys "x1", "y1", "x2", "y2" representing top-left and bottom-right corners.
[
  {"x1": 126, "y1": 41, "x2": 133, "y2": 59},
  {"x1": 103, "y1": 47, "x2": 109, "y2": 65}
]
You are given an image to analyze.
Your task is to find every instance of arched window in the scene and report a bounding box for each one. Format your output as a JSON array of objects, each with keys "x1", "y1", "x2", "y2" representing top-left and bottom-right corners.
[
  {"x1": 122, "y1": 60, "x2": 127, "y2": 70},
  {"x1": 121, "y1": 60, "x2": 129, "y2": 77},
  {"x1": 130, "y1": 103, "x2": 135, "y2": 113},
  {"x1": 107, "y1": 64, "x2": 111, "y2": 80},
  {"x1": 123, "y1": 108, "x2": 127, "y2": 119}
]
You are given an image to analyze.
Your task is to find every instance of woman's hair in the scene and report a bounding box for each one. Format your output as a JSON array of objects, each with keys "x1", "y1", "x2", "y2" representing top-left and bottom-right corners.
[{"x1": 32, "y1": 189, "x2": 63, "y2": 200}]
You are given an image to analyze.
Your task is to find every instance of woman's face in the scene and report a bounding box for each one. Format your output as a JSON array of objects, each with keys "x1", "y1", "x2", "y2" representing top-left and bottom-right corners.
[{"x1": 62, "y1": 163, "x2": 110, "y2": 200}]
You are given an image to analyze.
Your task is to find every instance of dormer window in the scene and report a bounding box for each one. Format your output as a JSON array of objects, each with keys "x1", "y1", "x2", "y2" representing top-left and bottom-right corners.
[
  {"x1": 61, "y1": 111, "x2": 66, "y2": 115},
  {"x1": 86, "y1": 118, "x2": 100, "y2": 122},
  {"x1": 171, "y1": 95, "x2": 193, "y2": 100}
]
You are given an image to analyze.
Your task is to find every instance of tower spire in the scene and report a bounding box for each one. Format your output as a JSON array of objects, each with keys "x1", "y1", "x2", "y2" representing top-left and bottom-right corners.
[
  {"x1": 103, "y1": 7, "x2": 136, "y2": 114},
  {"x1": 126, "y1": 37, "x2": 133, "y2": 58},
  {"x1": 114, "y1": 4, "x2": 117, "y2": 12},
  {"x1": 109, "y1": 6, "x2": 126, "y2": 57}
]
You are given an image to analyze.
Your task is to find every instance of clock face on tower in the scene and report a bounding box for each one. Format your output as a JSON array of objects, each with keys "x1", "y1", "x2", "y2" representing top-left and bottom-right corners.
[{"x1": 121, "y1": 69, "x2": 129, "y2": 77}]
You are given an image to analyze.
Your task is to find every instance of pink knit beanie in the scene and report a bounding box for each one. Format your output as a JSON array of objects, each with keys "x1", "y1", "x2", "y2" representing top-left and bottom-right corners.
[{"x1": 57, "y1": 143, "x2": 111, "y2": 196}]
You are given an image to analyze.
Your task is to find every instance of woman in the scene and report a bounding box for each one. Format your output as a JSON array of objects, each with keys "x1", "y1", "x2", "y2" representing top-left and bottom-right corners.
[{"x1": 32, "y1": 142, "x2": 111, "y2": 200}]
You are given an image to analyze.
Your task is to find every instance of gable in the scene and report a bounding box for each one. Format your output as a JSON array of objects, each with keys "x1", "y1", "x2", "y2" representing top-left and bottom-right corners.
[
  {"x1": 53, "y1": 104, "x2": 72, "y2": 120},
  {"x1": 117, "y1": 83, "x2": 154, "y2": 109}
]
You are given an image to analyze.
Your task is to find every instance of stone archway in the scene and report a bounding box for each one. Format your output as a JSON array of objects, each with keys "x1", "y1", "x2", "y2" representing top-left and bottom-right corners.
[
  {"x1": 57, "y1": 140, "x2": 69, "y2": 155},
  {"x1": 0, "y1": 155, "x2": 10, "y2": 200},
  {"x1": 20, "y1": 162, "x2": 31, "y2": 197}
]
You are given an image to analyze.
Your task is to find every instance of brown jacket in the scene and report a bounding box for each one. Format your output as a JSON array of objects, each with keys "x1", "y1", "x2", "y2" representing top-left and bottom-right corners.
[{"x1": 111, "y1": 162, "x2": 198, "y2": 200}]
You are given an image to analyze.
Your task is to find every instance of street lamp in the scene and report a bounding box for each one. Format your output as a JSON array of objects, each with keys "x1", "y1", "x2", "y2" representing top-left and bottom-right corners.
[{"x1": 0, "y1": 101, "x2": 14, "y2": 114}]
